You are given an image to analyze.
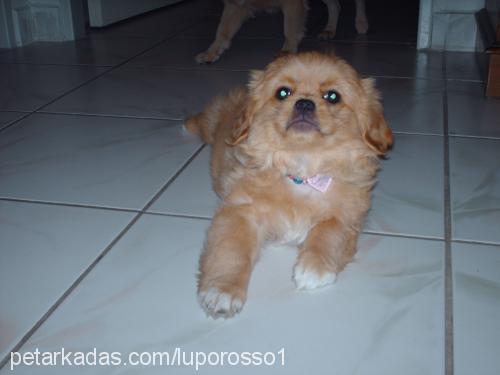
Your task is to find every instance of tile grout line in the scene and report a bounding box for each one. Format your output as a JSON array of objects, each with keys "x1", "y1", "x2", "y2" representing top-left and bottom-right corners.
[
  {"x1": 35, "y1": 110, "x2": 185, "y2": 122},
  {"x1": 0, "y1": 197, "x2": 141, "y2": 215},
  {"x1": 4, "y1": 190, "x2": 497, "y2": 248},
  {"x1": 362, "y1": 230, "x2": 443, "y2": 242},
  {"x1": 5, "y1": 196, "x2": 500, "y2": 246},
  {"x1": 19, "y1": 111, "x2": 500, "y2": 141},
  {"x1": 27, "y1": 111, "x2": 461, "y2": 137},
  {"x1": 136, "y1": 143, "x2": 206, "y2": 213},
  {"x1": 0, "y1": 112, "x2": 36, "y2": 133},
  {"x1": 0, "y1": 61, "x2": 114, "y2": 67},
  {"x1": 7, "y1": 194, "x2": 499, "y2": 247},
  {"x1": 145, "y1": 211, "x2": 213, "y2": 221},
  {"x1": 448, "y1": 133, "x2": 500, "y2": 141},
  {"x1": 443, "y1": 57, "x2": 454, "y2": 375},
  {"x1": 0, "y1": 64, "x2": 483, "y2": 84},
  {"x1": 0, "y1": 143, "x2": 205, "y2": 370}
]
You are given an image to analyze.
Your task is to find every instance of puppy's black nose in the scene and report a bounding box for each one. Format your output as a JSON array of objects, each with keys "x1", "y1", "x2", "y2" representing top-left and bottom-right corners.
[{"x1": 295, "y1": 99, "x2": 315, "y2": 113}]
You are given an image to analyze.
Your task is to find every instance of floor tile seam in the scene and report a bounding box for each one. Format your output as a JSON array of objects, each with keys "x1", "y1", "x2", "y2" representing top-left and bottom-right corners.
[
  {"x1": 443, "y1": 60, "x2": 454, "y2": 375},
  {"x1": 82, "y1": 64, "x2": 449, "y2": 82},
  {"x1": 26, "y1": 110, "x2": 185, "y2": 122},
  {"x1": 0, "y1": 196, "x2": 456, "y2": 242}
]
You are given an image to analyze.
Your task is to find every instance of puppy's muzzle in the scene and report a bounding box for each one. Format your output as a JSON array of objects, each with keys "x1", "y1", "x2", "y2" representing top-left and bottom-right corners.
[{"x1": 287, "y1": 99, "x2": 320, "y2": 132}]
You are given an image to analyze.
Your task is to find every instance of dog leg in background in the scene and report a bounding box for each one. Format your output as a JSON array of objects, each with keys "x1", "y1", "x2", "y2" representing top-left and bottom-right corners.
[
  {"x1": 195, "y1": 3, "x2": 249, "y2": 64},
  {"x1": 355, "y1": 0, "x2": 368, "y2": 34},
  {"x1": 293, "y1": 218, "x2": 358, "y2": 290},
  {"x1": 281, "y1": 0, "x2": 308, "y2": 53},
  {"x1": 318, "y1": 0, "x2": 340, "y2": 39},
  {"x1": 198, "y1": 205, "x2": 262, "y2": 318},
  {"x1": 319, "y1": 0, "x2": 368, "y2": 39}
]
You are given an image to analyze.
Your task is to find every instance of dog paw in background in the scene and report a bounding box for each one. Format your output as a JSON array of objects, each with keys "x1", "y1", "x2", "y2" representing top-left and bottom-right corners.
[
  {"x1": 194, "y1": 0, "x2": 308, "y2": 64},
  {"x1": 354, "y1": 0, "x2": 369, "y2": 34},
  {"x1": 195, "y1": 50, "x2": 221, "y2": 64},
  {"x1": 319, "y1": 0, "x2": 369, "y2": 40},
  {"x1": 194, "y1": 0, "x2": 369, "y2": 63}
]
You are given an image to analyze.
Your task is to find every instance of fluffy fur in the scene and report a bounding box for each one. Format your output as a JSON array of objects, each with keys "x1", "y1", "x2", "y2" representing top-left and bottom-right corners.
[
  {"x1": 186, "y1": 52, "x2": 393, "y2": 318},
  {"x1": 196, "y1": 0, "x2": 368, "y2": 63}
]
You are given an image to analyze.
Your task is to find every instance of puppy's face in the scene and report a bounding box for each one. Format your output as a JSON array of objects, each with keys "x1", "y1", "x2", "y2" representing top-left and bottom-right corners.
[{"x1": 229, "y1": 52, "x2": 393, "y2": 158}]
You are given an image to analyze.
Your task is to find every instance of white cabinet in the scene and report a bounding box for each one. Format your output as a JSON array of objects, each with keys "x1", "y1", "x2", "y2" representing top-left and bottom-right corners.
[{"x1": 87, "y1": 0, "x2": 183, "y2": 27}]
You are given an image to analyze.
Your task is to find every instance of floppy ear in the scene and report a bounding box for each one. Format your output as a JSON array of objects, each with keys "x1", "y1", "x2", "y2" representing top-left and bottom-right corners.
[
  {"x1": 225, "y1": 108, "x2": 252, "y2": 146},
  {"x1": 225, "y1": 70, "x2": 264, "y2": 146},
  {"x1": 359, "y1": 78, "x2": 394, "y2": 155}
]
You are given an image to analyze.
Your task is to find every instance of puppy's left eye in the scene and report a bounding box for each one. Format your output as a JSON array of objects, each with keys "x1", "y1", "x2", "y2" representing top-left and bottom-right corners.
[
  {"x1": 276, "y1": 87, "x2": 292, "y2": 100},
  {"x1": 323, "y1": 90, "x2": 341, "y2": 104}
]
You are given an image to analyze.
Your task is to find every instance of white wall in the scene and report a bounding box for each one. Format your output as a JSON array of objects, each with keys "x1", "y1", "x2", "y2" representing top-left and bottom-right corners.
[
  {"x1": 0, "y1": 0, "x2": 86, "y2": 48},
  {"x1": 418, "y1": 0, "x2": 488, "y2": 51}
]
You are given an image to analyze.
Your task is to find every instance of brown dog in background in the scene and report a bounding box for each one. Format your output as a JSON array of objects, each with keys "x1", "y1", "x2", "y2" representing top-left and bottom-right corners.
[
  {"x1": 195, "y1": 0, "x2": 369, "y2": 64},
  {"x1": 185, "y1": 52, "x2": 392, "y2": 318}
]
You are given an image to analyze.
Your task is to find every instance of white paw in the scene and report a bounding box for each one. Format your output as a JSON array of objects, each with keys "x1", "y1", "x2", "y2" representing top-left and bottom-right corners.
[
  {"x1": 355, "y1": 18, "x2": 369, "y2": 34},
  {"x1": 318, "y1": 29, "x2": 337, "y2": 40},
  {"x1": 195, "y1": 51, "x2": 220, "y2": 64},
  {"x1": 198, "y1": 287, "x2": 244, "y2": 319},
  {"x1": 293, "y1": 264, "x2": 337, "y2": 290}
]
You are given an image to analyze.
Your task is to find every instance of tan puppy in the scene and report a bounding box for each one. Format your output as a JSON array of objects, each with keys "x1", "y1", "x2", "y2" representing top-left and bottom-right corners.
[
  {"x1": 186, "y1": 52, "x2": 392, "y2": 318},
  {"x1": 195, "y1": 0, "x2": 369, "y2": 64}
]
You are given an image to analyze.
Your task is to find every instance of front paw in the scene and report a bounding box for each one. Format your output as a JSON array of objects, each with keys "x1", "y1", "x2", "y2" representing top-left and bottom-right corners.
[
  {"x1": 195, "y1": 50, "x2": 221, "y2": 64},
  {"x1": 293, "y1": 253, "x2": 337, "y2": 290},
  {"x1": 198, "y1": 287, "x2": 246, "y2": 319},
  {"x1": 355, "y1": 18, "x2": 369, "y2": 34},
  {"x1": 318, "y1": 29, "x2": 336, "y2": 40}
]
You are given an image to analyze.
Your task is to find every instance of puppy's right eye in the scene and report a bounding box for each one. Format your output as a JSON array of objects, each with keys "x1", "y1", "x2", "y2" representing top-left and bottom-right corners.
[{"x1": 276, "y1": 87, "x2": 292, "y2": 100}]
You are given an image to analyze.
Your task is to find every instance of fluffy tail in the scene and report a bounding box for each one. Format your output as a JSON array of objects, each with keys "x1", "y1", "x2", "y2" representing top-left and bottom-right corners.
[{"x1": 184, "y1": 88, "x2": 247, "y2": 145}]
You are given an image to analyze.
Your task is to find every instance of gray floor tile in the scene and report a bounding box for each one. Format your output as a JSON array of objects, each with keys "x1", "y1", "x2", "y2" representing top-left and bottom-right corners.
[
  {"x1": 0, "y1": 37, "x2": 162, "y2": 66},
  {"x1": 453, "y1": 242, "x2": 500, "y2": 375},
  {"x1": 0, "y1": 112, "x2": 26, "y2": 131},
  {"x1": 0, "y1": 64, "x2": 107, "y2": 112},
  {"x1": 447, "y1": 81, "x2": 500, "y2": 139},
  {"x1": 4, "y1": 214, "x2": 444, "y2": 375},
  {"x1": 301, "y1": 41, "x2": 444, "y2": 80},
  {"x1": 43, "y1": 67, "x2": 248, "y2": 119},
  {"x1": 0, "y1": 200, "x2": 133, "y2": 362},
  {"x1": 450, "y1": 137, "x2": 500, "y2": 244},
  {"x1": 377, "y1": 77, "x2": 444, "y2": 135},
  {"x1": 445, "y1": 51, "x2": 487, "y2": 82},
  {"x1": 0, "y1": 114, "x2": 201, "y2": 209},
  {"x1": 126, "y1": 37, "x2": 282, "y2": 70}
]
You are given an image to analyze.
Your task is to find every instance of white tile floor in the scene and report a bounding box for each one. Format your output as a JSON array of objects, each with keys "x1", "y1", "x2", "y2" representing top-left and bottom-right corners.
[{"x1": 0, "y1": 0, "x2": 499, "y2": 374}]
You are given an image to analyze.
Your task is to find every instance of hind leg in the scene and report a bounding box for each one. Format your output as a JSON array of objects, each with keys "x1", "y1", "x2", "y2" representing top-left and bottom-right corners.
[
  {"x1": 355, "y1": 0, "x2": 369, "y2": 34},
  {"x1": 281, "y1": 0, "x2": 307, "y2": 53},
  {"x1": 318, "y1": 0, "x2": 340, "y2": 40}
]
